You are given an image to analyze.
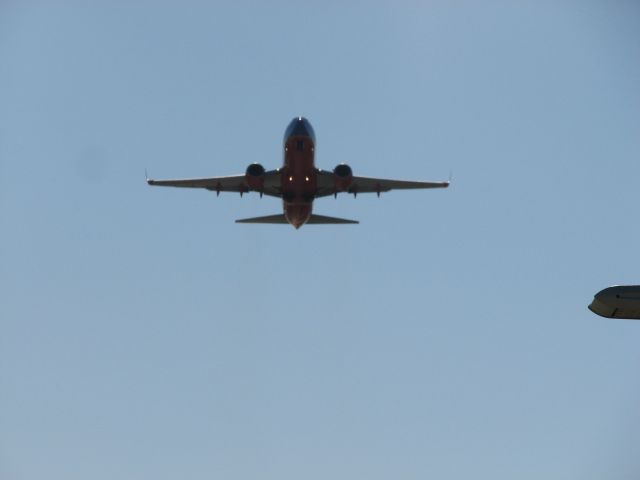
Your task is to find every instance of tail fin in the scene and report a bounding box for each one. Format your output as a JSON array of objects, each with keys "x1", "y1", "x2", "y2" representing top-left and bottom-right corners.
[{"x1": 235, "y1": 213, "x2": 358, "y2": 225}]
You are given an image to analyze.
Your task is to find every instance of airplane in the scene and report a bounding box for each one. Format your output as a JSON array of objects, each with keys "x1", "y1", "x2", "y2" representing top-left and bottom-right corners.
[
  {"x1": 588, "y1": 285, "x2": 640, "y2": 319},
  {"x1": 147, "y1": 117, "x2": 450, "y2": 229}
]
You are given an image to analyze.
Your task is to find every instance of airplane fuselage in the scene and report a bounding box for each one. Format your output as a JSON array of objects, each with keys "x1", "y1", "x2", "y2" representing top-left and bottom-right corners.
[{"x1": 281, "y1": 117, "x2": 317, "y2": 229}]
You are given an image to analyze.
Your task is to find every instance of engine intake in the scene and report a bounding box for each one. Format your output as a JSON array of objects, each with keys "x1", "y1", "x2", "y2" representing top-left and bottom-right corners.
[
  {"x1": 333, "y1": 163, "x2": 353, "y2": 191},
  {"x1": 245, "y1": 163, "x2": 266, "y2": 190}
]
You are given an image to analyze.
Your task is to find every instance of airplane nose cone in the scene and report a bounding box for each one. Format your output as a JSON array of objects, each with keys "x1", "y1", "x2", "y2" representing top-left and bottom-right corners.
[
  {"x1": 284, "y1": 116, "x2": 316, "y2": 144},
  {"x1": 588, "y1": 285, "x2": 640, "y2": 319}
]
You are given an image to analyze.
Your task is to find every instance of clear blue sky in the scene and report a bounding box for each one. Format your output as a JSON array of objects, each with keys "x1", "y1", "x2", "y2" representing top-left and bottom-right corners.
[{"x1": 1, "y1": 2, "x2": 640, "y2": 479}]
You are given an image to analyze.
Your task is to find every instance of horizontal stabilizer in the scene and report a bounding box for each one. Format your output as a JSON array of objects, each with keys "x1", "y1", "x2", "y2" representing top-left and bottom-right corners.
[
  {"x1": 235, "y1": 214, "x2": 288, "y2": 224},
  {"x1": 306, "y1": 214, "x2": 358, "y2": 224},
  {"x1": 235, "y1": 213, "x2": 358, "y2": 225}
]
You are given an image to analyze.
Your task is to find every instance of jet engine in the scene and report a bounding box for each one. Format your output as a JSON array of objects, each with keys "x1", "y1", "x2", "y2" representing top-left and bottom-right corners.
[
  {"x1": 245, "y1": 163, "x2": 266, "y2": 191},
  {"x1": 333, "y1": 163, "x2": 353, "y2": 191}
]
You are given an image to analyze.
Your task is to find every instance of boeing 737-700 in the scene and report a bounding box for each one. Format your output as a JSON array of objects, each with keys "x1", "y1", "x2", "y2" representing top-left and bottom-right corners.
[{"x1": 147, "y1": 117, "x2": 450, "y2": 228}]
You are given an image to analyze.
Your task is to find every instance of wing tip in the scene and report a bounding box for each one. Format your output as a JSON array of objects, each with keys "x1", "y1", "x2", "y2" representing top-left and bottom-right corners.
[{"x1": 145, "y1": 169, "x2": 156, "y2": 186}]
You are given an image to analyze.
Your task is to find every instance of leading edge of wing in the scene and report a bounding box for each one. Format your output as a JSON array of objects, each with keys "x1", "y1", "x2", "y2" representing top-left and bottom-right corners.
[
  {"x1": 314, "y1": 170, "x2": 450, "y2": 197},
  {"x1": 147, "y1": 175, "x2": 246, "y2": 189},
  {"x1": 147, "y1": 171, "x2": 282, "y2": 197}
]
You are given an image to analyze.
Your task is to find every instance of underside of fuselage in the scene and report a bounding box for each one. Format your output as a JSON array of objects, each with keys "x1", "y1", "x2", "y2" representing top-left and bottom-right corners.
[{"x1": 281, "y1": 117, "x2": 317, "y2": 229}]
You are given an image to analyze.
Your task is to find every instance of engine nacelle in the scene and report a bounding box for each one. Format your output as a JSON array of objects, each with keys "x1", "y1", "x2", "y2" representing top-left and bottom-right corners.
[
  {"x1": 333, "y1": 163, "x2": 353, "y2": 192},
  {"x1": 245, "y1": 163, "x2": 266, "y2": 191}
]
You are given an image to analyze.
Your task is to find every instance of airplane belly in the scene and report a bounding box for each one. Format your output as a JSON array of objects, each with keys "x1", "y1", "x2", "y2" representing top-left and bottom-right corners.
[
  {"x1": 283, "y1": 151, "x2": 316, "y2": 199},
  {"x1": 281, "y1": 135, "x2": 317, "y2": 228},
  {"x1": 589, "y1": 298, "x2": 640, "y2": 319},
  {"x1": 284, "y1": 202, "x2": 313, "y2": 229}
]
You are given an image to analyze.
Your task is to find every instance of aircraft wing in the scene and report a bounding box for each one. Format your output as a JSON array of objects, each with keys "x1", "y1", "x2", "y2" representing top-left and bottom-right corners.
[
  {"x1": 147, "y1": 171, "x2": 282, "y2": 197},
  {"x1": 315, "y1": 170, "x2": 450, "y2": 197}
]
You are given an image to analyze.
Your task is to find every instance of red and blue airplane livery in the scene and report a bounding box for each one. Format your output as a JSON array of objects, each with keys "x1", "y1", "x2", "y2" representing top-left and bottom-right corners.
[{"x1": 147, "y1": 117, "x2": 450, "y2": 229}]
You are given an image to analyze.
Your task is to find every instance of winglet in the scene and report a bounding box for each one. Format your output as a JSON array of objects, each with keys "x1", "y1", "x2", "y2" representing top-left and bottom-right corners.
[{"x1": 145, "y1": 169, "x2": 154, "y2": 185}]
